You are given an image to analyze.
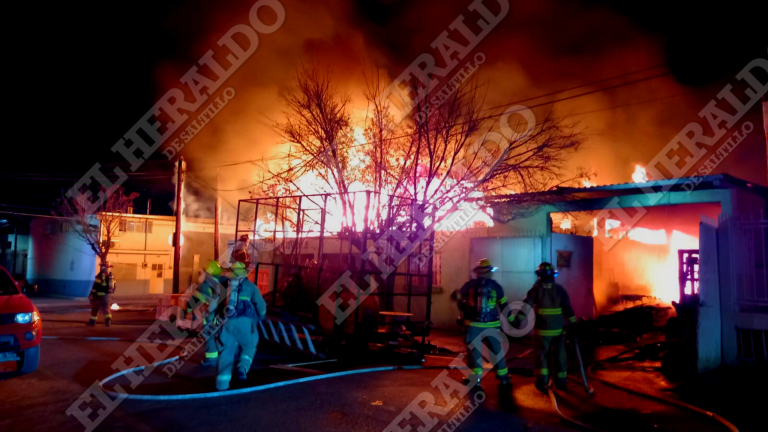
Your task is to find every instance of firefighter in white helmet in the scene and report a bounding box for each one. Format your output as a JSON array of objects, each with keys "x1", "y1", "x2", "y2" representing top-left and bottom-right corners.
[{"x1": 215, "y1": 257, "x2": 267, "y2": 391}]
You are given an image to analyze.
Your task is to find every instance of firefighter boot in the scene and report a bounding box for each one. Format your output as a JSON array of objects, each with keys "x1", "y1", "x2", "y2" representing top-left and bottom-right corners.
[
  {"x1": 237, "y1": 367, "x2": 248, "y2": 381},
  {"x1": 105, "y1": 318, "x2": 112, "y2": 327},
  {"x1": 498, "y1": 377, "x2": 513, "y2": 392},
  {"x1": 535, "y1": 375, "x2": 550, "y2": 394},
  {"x1": 86, "y1": 318, "x2": 96, "y2": 326},
  {"x1": 555, "y1": 377, "x2": 567, "y2": 391}
]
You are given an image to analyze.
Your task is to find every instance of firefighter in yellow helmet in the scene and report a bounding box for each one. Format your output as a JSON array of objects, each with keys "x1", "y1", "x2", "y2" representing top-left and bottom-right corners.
[
  {"x1": 186, "y1": 260, "x2": 227, "y2": 366},
  {"x1": 87, "y1": 264, "x2": 115, "y2": 327},
  {"x1": 512, "y1": 262, "x2": 576, "y2": 393},
  {"x1": 454, "y1": 258, "x2": 513, "y2": 390},
  {"x1": 215, "y1": 260, "x2": 267, "y2": 391}
]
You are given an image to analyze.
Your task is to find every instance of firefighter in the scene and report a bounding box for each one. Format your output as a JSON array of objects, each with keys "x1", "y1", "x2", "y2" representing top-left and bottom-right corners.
[
  {"x1": 455, "y1": 258, "x2": 513, "y2": 390},
  {"x1": 87, "y1": 264, "x2": 115, "y2": 327},
  {"x1": 187, "y1": 260, "x2": 227, "y2": 366},
  {"x1": 215, "y1": 261, "x2": 267, "y2": 391},
  {"x1": 513, "y1": 262, "x2": 577, "y2": 393}
]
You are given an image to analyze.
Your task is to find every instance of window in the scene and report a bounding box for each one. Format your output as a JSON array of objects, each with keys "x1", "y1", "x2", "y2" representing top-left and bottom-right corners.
[
  {"x1": 119, "y1": 219, "x2": 153, "y2": 233},
  {"x1": 151, "y1": 263, "x2": 164, "y2": 278},
  {"x1": 736, "y1": 328, "x2": 768, "y2": 364},
  {"x1": 429, "y1": 254, "x2": 442, "y2": 287}
]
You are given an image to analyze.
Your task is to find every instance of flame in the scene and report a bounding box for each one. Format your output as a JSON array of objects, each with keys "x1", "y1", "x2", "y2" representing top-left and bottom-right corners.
[
  {"x1": 559, "y1": 217, "x2": 572, "y2": 230},
  {"x1": 262, "y1": 159, "x2": 494, "y2": 235},
  {"x1": 631, "y1": 165, "x2": 648, "y2": 183},
  {"x1": 582, "y1": 179, "x2": 594, "y2": 188},
  {"x1": 110, "y1": 303, "x2": 120, "y2": 311},
  {"x1": 627, "y1": 227, "x2": 666, "y2": 245},
  {"x1": 627, "y1": 228, "x2": 698, "y2": 303}
]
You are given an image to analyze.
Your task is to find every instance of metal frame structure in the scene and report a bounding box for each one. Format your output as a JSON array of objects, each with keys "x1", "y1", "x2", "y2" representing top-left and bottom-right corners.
[
  {"x1": 678, "y1": 249, "x2": 700, "y2": 303},
  {"x1": 233, "y1": 191, "x2": 436, "y2": 345}
]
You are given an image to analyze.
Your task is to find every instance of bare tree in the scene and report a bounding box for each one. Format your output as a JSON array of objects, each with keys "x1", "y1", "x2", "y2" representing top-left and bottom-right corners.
[
  {"x1": 271, "y1": 66, "x2": 360, "y2": 229},
  {"x1": 378, "y1": 73, "x2": 588, "y2": 228},
  {"x1": 262, "y1": 66, "x2": 588, "y2": 234},
  {"x1": 58, "y1": 187, "x2": 138, "y2": 265}
]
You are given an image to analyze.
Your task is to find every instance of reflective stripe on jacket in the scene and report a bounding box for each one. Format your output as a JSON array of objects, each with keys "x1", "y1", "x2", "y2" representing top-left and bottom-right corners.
[
  {"x1": 90, "y1": 276, "x2": 110, "y2": 297},
  {"x1": 516, "y1": 282, "x2": 575, "y2": 332}
]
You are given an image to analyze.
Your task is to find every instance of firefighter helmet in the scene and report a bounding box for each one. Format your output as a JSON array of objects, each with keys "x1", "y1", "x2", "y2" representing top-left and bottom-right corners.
[
  {"x1": 231, "y1": 261, "x2": 248, "y2": 277},
  {"x1": 473, "y1": 258, "x2": 498, "y2": 274},
  {"x1": 205, "y1": 260, "x2": 222, "y2": 277},
  {"x1": 535, "y1": 262, "x2": 557, "y2": 280}
]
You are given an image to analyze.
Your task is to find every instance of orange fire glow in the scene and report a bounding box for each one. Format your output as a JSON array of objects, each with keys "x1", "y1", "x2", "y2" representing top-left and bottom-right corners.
[
  {"x1": 631, "y1": 165, "x2": 648, "y2": 183},
  {"x1": 628, "y1": 227, "x2": 698, "y2": 303}
]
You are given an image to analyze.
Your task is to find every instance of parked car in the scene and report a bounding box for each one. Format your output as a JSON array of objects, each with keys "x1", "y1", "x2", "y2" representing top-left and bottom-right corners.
[{"x1": 0, "y1": 266, "x2": 42, "y2": 373}]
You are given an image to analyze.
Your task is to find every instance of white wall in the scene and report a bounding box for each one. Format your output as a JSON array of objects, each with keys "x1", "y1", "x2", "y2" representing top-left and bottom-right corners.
[{"x1": 432, "y1": 208, "x2": 550, "y2": 329}]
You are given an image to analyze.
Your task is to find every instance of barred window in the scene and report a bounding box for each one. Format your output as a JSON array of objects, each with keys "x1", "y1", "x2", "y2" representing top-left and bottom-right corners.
[
  {"x1": 119, "y1": 219, "x2": 153, "y2": 233},
  {"x1": 433, "y1": 253, "x2": 442, "y2": 287}
]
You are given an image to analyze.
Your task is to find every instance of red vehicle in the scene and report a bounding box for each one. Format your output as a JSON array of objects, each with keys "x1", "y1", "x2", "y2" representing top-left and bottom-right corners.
[{"x1": 0, "y1": 266, "x2": 41, "y2": 373}]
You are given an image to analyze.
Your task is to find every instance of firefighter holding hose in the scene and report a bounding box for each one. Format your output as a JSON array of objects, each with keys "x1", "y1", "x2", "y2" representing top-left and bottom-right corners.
[
  {"x1": 215, "y1": 258, "x2": 267, "y2": 391},
  {"x1": 512, "y1": 262, "x2": 577, "y2": 393},
  {"x1": 86, "y1": 264, "x2": 115, "y2": 327},
  {"x1": 454, "y1": 258, "x2": 513, "y2": 390}
]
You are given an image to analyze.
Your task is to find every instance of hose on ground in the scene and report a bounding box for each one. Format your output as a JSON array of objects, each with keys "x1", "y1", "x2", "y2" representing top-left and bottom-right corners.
[{"x1": 586, "y1": 348, "x2": 739, "y2": 432}]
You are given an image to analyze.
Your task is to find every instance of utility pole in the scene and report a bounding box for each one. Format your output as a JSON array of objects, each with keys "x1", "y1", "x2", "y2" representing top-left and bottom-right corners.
[
  {"x1": 214, "y1": 168, "x2": 221, "y2": 259},
  {"x1": 173, "y1": 157, "x2": 185, "y2": 294}
]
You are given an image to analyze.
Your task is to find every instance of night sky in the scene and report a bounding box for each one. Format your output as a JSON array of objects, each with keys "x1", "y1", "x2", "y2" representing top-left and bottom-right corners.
[{"x1": 2, "y1": 0, "x2": 766, "y2": 217}]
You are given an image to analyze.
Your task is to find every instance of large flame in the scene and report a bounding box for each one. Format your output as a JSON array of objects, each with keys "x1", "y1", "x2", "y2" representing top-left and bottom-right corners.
[{"x1": 628, "y1": 227, "x2": 698, "y2": 302}]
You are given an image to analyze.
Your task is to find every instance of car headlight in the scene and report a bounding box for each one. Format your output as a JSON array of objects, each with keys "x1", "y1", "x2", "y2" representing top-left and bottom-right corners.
[{"x1": 15, "y1": 313, "x2": 33, "y2": 324}]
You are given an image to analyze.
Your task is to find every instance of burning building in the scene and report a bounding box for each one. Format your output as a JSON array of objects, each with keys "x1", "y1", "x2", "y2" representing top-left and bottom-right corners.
[{"x1": 429, "y1": 173, "x2": 766, "y2": 370}]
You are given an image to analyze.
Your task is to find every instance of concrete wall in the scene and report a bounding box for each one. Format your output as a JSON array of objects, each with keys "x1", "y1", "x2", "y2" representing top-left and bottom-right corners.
[
  {"x1": 718, "y1": 188, "x2": 768, "y2": 366},
  {"x1": 97, "y1": 216, "x2": 234, "y2": 296},
  {"x1": 551, "y1": 232, "x2": 595, "y2": 320},
  {"x1": 0, "y1": 233, "x2": 29, "y2": 276},
  {"x1": 698, "y1": 217, "x2": 722, "y2": 372},
  {"x1": 28, "y1": 218, "x2": 97, "y2": 297},
  {"x1": 101, "y1": 217, "x2": 175, "y2": 296}
]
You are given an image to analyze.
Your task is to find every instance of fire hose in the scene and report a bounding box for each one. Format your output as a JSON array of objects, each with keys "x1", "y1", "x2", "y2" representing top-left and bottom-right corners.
[
  {"x1": 586, "y1": 366, "x2": 738, "y2": 432},
  {"x1": 584, "y1": 342, "x2": 739, "y2": 432},
  {"x1": 90, "y1": 334, "x2": 737, "y2": 431},
  {"x1": 537, "y1": 334, "x2": 738, "y2": 432}
]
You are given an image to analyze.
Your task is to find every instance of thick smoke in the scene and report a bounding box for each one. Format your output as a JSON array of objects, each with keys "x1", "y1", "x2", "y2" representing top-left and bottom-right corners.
[{"x1": 155, "y1": 0, "x2": 766, "y2": 213}]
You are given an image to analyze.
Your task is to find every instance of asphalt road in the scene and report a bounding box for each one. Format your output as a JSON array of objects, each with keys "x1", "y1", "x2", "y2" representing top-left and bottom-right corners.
[{"x1": 0, "y1": 308, "x2": 732, "y2": 432}]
